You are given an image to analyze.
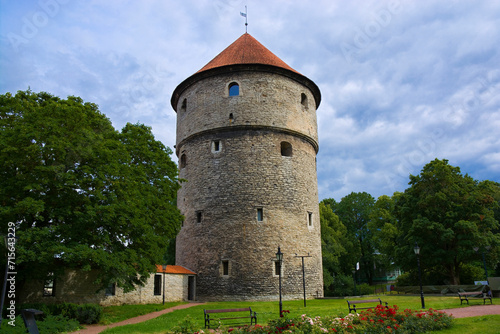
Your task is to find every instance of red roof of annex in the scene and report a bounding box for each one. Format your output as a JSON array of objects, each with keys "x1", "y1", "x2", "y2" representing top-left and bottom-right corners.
[
  {"x1": 196, "y1": 33, "x2": 300, "y2": 75},
  {"x1": 155, "y1": 265, "x2": 196, "y2": 275}
]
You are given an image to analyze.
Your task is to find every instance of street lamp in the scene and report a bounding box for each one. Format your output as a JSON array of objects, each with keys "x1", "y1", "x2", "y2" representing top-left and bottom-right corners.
[
  {"x1": 473, "y1": 246, "x2": 491, "y2": 284},
  {"x1": 162, "y1": 264, "x2": 167, "y2": 305},
  {"x1": 352, "y1": 269, "x2": 357, "y2": 296},
  {"x1": 295, "y1": 253, "x2": 311, "y2": 307},
  {"x1": 413, "y1": 242, "x2": 425, "y2": 309},
  {"x1": 276, "y1": 246, "x2": 283, "y2": 316},
  {"x1": 1, "y1": 233, "x2": 17, "y2": 326}
]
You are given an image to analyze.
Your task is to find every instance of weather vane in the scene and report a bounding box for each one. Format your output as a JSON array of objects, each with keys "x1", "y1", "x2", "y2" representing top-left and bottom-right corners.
[{"x1": 240, "y1": 6, "x2": 248, "y2": 33}]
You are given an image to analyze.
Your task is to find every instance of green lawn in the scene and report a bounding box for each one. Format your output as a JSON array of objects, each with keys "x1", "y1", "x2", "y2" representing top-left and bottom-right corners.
[
  {"x1": 101, "y1": 302, "x2": 187, "y2": 325},
  {"x1": 428, "y1": 315, "x2": 500, "y2": 334},
  {"x1": 98, "y1": 295, "x2": 483, "y2": 333}
]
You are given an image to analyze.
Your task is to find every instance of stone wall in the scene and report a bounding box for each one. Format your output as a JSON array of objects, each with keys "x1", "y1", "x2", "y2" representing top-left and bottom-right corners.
[
  {"x1": 18, "y1": 269, "x2": 193, "y2": 306},
  {"x1": 175, "y1": 68, "x2": 323, "y2": 301}
]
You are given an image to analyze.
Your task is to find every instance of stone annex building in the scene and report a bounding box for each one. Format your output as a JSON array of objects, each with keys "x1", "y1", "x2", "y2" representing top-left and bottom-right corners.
[{"x1": 172, "y1": 33, "x2": 324, "y2": 301}]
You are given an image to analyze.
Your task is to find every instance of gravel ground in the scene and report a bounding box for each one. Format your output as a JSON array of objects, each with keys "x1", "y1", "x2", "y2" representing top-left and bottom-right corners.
[{"x1": 440, "y1": 304, "x2": 500, "y2": 318}]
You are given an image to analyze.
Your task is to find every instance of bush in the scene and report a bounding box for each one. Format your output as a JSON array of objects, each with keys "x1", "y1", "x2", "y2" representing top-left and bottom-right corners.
[
  {"x1": 0, "y1": 315, "x2": 80, "y2": 334},
  {"x1": 16, "y1": 302, "x2": 102, "y2": 324}
]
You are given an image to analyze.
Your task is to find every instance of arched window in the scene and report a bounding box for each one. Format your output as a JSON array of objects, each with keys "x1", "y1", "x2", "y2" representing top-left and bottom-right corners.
[
  {"x1": 301, "y1": 93, "x2": 308, "y2": 109},
  {"x1": 281, "y1": 141, "x2": 293, "y2": 157},
  {"x1": 180, "y1": 154, "x2": 187, "y2": 168},
  {"x1": 229, "y1": 82, "x2": 239, "y2": 96}
]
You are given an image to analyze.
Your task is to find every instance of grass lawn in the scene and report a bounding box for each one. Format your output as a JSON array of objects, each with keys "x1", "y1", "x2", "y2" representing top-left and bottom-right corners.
[
  {"x1": 428, "y1": 315, "x2": 500, "y2": 334},
  {"x1": 98, "y1": 295, "x2": 486, "y2": 333},
  {"x1": 101, "y1": 302, "x2": 187, "y2": 325}
]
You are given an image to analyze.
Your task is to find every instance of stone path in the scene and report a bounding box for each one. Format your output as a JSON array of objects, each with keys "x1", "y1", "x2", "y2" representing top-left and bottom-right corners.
[
  {"x1": 70, "y1": 302, "x2": 204, "y2": 334},
  {"x1": 440, "y1": 304, "x2": 500, "y2": 318}
]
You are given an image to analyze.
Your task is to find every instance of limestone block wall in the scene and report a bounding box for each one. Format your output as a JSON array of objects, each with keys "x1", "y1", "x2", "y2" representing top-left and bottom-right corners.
[
  {"x1": 175, "y1": 69, "x2": 323, "y2": 301},
  {"x1": 18, "y1": 269, "x2": 193, "y2": 306}
]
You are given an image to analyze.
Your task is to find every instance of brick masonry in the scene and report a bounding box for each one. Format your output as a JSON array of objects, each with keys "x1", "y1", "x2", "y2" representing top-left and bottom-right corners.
[{"x1": 174, "y1": 68, "x2": 324, "y2": 301}]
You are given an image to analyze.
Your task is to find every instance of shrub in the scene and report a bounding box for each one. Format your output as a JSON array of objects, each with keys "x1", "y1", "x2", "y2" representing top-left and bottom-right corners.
[
  {"x1": 16, "y1": 302, "x2": 102, "y2": 324},
  {"x1": 0, "y1": 315, "x2": 80, "y2": 334}
]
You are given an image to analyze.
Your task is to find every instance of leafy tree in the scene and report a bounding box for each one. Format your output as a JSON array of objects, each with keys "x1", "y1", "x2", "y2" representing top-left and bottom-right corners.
[
  {"x1": 394, "y1": 159, "x2": 499, "y2": 285},
  {"x1": 0, "y1": 90, "x2": 183, "y2": 292},
  {"x1": 335, "y1": 192, "x2": 376, "y2": 284}
]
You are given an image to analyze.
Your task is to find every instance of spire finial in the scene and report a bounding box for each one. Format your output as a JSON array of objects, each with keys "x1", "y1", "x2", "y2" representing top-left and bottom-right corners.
[{"x1": 240, "y1": 6, "x2": 248, "y2": 33}]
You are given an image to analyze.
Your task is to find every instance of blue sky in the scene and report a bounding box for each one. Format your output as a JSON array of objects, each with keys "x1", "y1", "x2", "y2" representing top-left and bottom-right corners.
[{"x1": 1, "y1": 0, "x2": 499, "y2": 201}]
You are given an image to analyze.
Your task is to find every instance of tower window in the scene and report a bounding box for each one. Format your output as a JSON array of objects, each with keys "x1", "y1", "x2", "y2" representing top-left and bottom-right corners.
[
  {"x1": 257, "y1": 208, "x2": 263, "y2": 222},
  {"x1": 281, "y1": 142, "x2": 293, "y2": 157},
  {"x1": 43, "y1": 273, "x2": 55, "y2": 297},
  {"x1": 180, "y1": 154, "x2": 187, "y2": 168},
  {"x1": 212, "y1": 140, "x2": 221, "y2": 152},
  {"x1": 196, "y1": 211, "x2": 203, "y2": 223},
  {"x1": 105, "y1": 283, "x2": 116, "y2": 296},
  {"x1": 181, "y1": 98, "x2": 187, "y2": 112},
  {"x1": 301, "y1": 93, "x2": 308, "y2": 109},
  {"x1": 222, "y1": 260, "x2": 229, "y2": 276},
  {"x1": 308, "y1": 212, "x2": 313, "y2": 226},
  {"x1": 229, "y1": 82, "x2": 239, "y2": 96}
]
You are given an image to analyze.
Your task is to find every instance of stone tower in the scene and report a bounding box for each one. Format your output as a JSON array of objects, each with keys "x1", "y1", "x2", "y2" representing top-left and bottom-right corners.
[{"x1": 171, "y1": 33, "x2": 323, "y2": 301}]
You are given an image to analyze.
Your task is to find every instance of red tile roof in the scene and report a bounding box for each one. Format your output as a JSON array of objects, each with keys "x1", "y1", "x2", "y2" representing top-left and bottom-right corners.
[
  {"x1": 156, "y1": 265, "x2": 196, "y2": 275},
  {"x1": 196, "y1": 33, "x2": 299, "y2": 74}
]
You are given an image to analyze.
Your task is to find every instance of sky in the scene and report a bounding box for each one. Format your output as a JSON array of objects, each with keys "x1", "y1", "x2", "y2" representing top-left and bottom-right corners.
[{"x1": 1, "y1": 0, "x2": 499, "y2": 202}]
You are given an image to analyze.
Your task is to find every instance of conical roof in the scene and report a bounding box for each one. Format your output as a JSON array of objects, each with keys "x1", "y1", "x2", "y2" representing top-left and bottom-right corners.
[
  {"x1": 196, "y1": 33, "x2": 300, "y2": 74},
  {"x1": 171, "y1": 33, "x2": 321, "y2": 110}
]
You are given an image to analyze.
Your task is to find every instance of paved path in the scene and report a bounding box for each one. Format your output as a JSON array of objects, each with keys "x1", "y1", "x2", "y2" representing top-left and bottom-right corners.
[
  {"x1": 440, "y1": 304, "x2": 500, "y2": 318},
  {"x1": 71, "y1": 302, "x2": 204, "y2": 334}
]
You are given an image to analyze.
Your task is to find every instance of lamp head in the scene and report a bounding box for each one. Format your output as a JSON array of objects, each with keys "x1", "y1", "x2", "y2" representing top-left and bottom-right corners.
[{"x1": 413, "y1": 242, "x2": 420, "y2": 255}]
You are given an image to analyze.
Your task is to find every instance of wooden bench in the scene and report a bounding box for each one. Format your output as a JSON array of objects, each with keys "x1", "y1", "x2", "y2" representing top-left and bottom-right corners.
[
  {"x1": 204, "y1": 307, "x2": 257, "y2": 329},
  {"x1": 458, "y1": 291, "x2": 493, "y2": 305},
  {"x1": 347, "y1": 298, "x2": 388, "y2": 313}
]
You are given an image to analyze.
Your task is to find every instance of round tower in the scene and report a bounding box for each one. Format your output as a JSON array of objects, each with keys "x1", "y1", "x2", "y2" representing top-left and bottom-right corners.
[{"x1": 171, "y1": 33, "x2": 323, "y2": 301}]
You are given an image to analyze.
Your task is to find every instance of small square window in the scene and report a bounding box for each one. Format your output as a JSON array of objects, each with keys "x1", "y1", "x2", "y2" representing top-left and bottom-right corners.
[
  {"x1": 257, "y1": 208, "x2": 263, "y2": 222},
  {"x1": 105, "y1": 283, "x2": 116, "y2": 296}
]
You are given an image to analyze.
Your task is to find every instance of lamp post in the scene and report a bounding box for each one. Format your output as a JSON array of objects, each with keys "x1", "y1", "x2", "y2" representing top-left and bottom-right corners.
[
  {"x1": 352, "y1": 269, "x2": 357, "y2": 296},
  {"x1": 295, "y1": 253, "x2": 311, "y2": 307},
  {"x1": 413, "y1": 242, "x2": 425, "y2": 309},
  {"x1": 276, "y1": 247, "x2": 283, "y2": 316},
  {"x1": 473, "y1": 246, "x2": 491, "y2": 284},
  {"x1": 1, "y1": 233, "x2": 17, "y2": 326},
  {"x1": 162, "y1": 264, "x2": 167, "y2": 305}
]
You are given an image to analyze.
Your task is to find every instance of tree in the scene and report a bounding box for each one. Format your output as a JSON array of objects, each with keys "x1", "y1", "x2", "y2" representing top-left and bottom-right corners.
[
  {"x1": 394, "y1": 159, "x2": 499, "y2": 285},
  {"x1": 0, "y1": 90, "x2": 183, "y2": 292},
  {"x1": 335, "y1": 192, "x2": 376, "y2": 284}
]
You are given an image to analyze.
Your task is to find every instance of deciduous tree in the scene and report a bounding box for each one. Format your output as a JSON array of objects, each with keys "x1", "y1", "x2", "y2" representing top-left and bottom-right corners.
[{"x1": 0, "y1": 90, "x2": 183, "y2": 292}]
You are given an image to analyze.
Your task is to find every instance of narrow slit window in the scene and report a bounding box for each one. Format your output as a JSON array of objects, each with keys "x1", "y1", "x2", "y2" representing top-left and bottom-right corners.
[
  {"x1": 212, "y1": 140, "x2": 221, "y2": 152},
  {"x1": 196, "y1": 211, "x2": 203, "y2": 223},
  {"x1": 308, "y1": 212, "x2": 313, "y2": 226},
  {"x1": 181, "y1": 98, "x2": 187, "y2": 112},
  {"x1": 301, "y1": 93, "x2": 308, "y2": 109},
  {"x1": 222, "y1": 260, "x2": 229, "y2": 276},
  {"x1": 180, "y1": 154, "x2": 187, "y2": 168},
  {"x1": 229, "y1": 82, "x2": 239, "y2": 96},
  {"x1": 257, "y1": 208, "x2": 263, "y2": 222},
  {"x1": 281, "y1": 142, "x2": 293, "y2": 157}
]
